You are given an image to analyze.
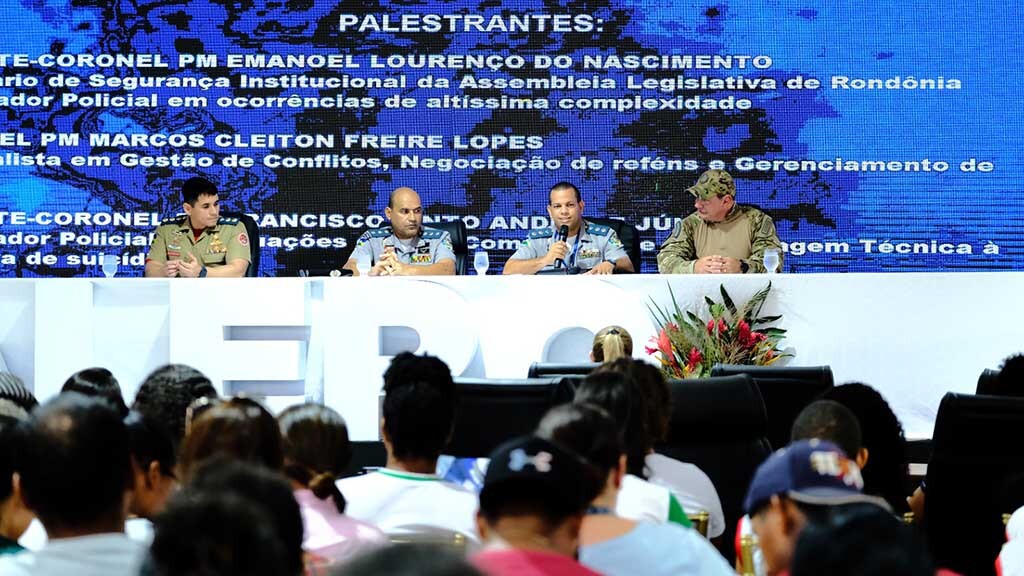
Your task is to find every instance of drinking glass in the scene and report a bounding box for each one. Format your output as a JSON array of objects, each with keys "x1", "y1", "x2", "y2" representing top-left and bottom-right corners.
[
  {"x1": 763, "y1": 248, "x2": 780, "y2": 274},
  {"x1": 101, "y1": 253, "x2": 118, "y2": 278},
  {"x1": 473, "y1": 251, "x2": 489, "y2": 276}
]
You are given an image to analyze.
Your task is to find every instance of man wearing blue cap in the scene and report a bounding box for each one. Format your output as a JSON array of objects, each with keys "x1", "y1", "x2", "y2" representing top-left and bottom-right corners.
[{"x1": 743, "y1": 439, "x2": 890, "y2": 576}]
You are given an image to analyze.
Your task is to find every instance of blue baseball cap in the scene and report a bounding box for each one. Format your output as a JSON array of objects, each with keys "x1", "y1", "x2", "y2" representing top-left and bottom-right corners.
[{"x1": 744, "y1": 439, "x2": 892, "y2": 514}]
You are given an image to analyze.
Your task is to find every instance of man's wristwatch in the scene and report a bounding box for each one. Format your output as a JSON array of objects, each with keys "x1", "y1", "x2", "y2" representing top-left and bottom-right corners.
[
  {"x1": 739, "y1": 261, "x2": 750, "y2": 274},
  {"x1": 199, "y1": 266, "x2": 208, "y2": 278}
]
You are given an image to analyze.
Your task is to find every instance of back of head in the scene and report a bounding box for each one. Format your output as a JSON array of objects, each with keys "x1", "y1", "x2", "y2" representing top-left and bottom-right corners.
[
  {"x1": 998, "y1": 354, "x2": 1024, "y2": 396},
  {"x1": 791, "y1": 399, "x2": 862, "y2": 461},
  {"x1": 821, "y1": 383, "x2": 908, "y2": 512},
  {"x1": 792, "y1": 503, "x2": 933, "y2": 576},
  {"x1": 382, "y1": 352, "x2": 456, "y2": 462},
  {"x1": 19, "y1": 392, "x2": 132, "y2": 532},
  {"x1": 575, "y1": 367, "x2": 649, "y2": 477},
  {"x1": 188, "y1": 459, "x2": 305, "y2": 576},
  {"x1": 178, "y1": 397, "x2": 283, "y2": 481},
  {"x1": 181, "y1": 176, "x2": 217, "y2": 205},
  {"x1": 536, "y1": 403, "x2": 622, "y2": 474},
  {"x1": 149, "y1": 491, "x2": 289, "y2": 576},
  {"x1": 591, "y1": 326, "x2": 633, "y2": 363},
  {"x1": 0, "y1": 403, "x2": 28, "y2": 504},
  {"x1": 0, "y1": 372, "x2": 38, "y2": 413},
  {"x1": 279, "y1": 403, "x2": 351, "y2": 513},
  {"x1": 133, "y1": 363, "x2": 216, "y2": 452},
  {"x1": 124, "y1": 410, "x2": 177, "y2": 481},
  {"x1": 62, "y1": 367, "x2": 128, "y2": 417},
  {"x1": 330, "y1": 544, "x2": 483, "y2": 576}
]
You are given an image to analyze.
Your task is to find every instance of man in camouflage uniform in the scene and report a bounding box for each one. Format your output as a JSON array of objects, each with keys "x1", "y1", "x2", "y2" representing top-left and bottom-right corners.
[
  {"x1": 144, "y1": 177, "x2": 251, "y2": 278},
  {"x1": 503, "y1": 182, "x2": 634, "y2": 275},
  {"x1": 657, "y1": 169, "x2": 783, "y2": 274},
  {"x1": 343, "y1": 187, "x2": 456, "y2": 276}
]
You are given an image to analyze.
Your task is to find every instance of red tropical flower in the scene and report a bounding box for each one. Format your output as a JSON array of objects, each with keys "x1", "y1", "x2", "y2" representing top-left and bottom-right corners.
[{"x1": 686, "y1": 347, "x2": 703, "y2": 370}]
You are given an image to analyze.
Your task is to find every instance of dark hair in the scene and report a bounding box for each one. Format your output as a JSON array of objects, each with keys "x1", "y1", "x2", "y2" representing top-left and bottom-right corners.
[
  {"x1": 604, "y1": 358, "x2": 671, "y2": 444},
  {"x1": 479, "y1": 481, "x2": 587, "y2": 533},
  {"x1": 792, "y1": 503, "x2": 933, "y2": 576},
  {"x1": 182, "y1": 176, "x2": 218, "y2": 205},
  {"x1": 576, "y1": 367, "x2": 649, "y2": 477},
  {"x1": 821, "y1": 383, "x2": 909, "y2": 513},
  {"x1": 536, "y1": 403, "x2": 622, "y2": 473},
  {"x1": 188, "y1": 460, "x2": 305, "y2": 576},
  {"x1": 998, "y1": 354, "x2": 1024, "y2": 396},
  {"x1": 330, "y1": 543, "x2": 483, "y2": 576},
  {"x1": 149, "y1": 491, "x2": 289, "y2": 576},
  {"x1": 0, "y1": 372, "x2": 38, "y2": 412},
  {"x1": 382, "y1": 352, "x2": 456, "y2": 462},
  {"x1": 0, "y1": 409, "x2": 28, "y2": 503},
  {"x1": 125, "y1": 410, "x2": 176, "y2": 479},
  {"x1": 549, "y1": 181, "x2": 581, "y2": 203},
  {"x1": 178, "y1": 397, "x2": 283, "y2": 481},
  {"x1": 279, "y1": 403, "x2": 351, "y2": 513},
  {"x1": 62, "y1": 367, "x2": 128, "y2": 417},
  {"x1": 19, "y1": 393, "x2": 132, "y2": 530},
  {"x1": 791, "y1": 400, "x2": 862, "y2": 460},
  {"x1": 132, "y1": 364, "x2": 217, "y2": 452}
]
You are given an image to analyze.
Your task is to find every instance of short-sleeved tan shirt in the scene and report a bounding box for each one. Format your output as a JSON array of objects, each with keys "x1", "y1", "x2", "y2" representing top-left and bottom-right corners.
[{"x1": 146, "y1": 215, "x2": 251, "y2": 270}]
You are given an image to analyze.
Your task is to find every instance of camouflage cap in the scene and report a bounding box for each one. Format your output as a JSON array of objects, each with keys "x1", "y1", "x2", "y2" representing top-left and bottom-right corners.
[{"x1": 687, "y1": 169, "x2": 736, "y2": 199}]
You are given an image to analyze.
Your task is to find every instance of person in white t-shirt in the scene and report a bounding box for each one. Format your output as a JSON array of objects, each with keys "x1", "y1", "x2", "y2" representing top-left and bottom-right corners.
[
  {"x1": 337, "y1": 353, "x2": 479, "y2": 542},
  {"x1": 0, "y1": 393, "x2": 146, "y2": 576}
]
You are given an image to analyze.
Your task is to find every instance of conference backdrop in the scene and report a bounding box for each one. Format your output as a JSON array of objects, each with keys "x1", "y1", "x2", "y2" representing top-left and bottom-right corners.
[{"x1": 0, "y1": 1, "x2": 1020, "y2": 276}]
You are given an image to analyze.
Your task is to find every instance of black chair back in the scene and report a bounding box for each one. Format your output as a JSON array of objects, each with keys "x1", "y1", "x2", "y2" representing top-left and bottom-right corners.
[
  {"x1": 527, "y1": 362, "x2": 600, "y2": 379},
  {"x1": 925, "y1": 393, "x2": 1024, "y2": 576},
  {"x1": 586, "y1": 217, "x2": 640, "y2": 273},
  {"x1": 446, "y1": 377, "x2": 577, "y2": 457},
  {"x1": 657, "y1": 374, "x2": 771, "y2": 559},
  {"x1": 711, "y1": 364, "x2": 834, "y2": 451},
  {"x1": 428, "y1": 220, "x2": 469, "y2": 275},
  {"x1": 221, "y1": 211, "x2": 260, "y2": 277}
]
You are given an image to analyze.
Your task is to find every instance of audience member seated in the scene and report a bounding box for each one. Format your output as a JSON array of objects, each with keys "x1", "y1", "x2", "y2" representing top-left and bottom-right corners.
[
  {"x1": 177, "y1": 396, "x2": 283, "y2": 481},
  {"x1": 0, "y1": 400, "x2": 31, "y2": 555},
  {"x1": 472, "y1": 436, "x2": 603, "y2": 576},
  {"x1": 331, "y1": 543, "x2": 483, "y2": 576},
  {"x1": 0, "y1": 373, "x2": 37, "y2": 413},
  {"x1": 575, "y1": 368, "x2": 692, "y2": 528},
  {"x1": 124, "y1": 411, "x2": 178, "y2": 544},
  {"x1": 147, "y1": 491, "x2": 289, "y2": 576},
  {"x1": 279, "y1": 403, "x2": 387, "y2": 568},
  {"x1": 601, "y1": 358, "x2": 725, "y2": 537},
  {"x1": 337, "y1": 353, "x2": 479, "y2": 542},
  {"x1": 743, "y1": 439, "x2": 891, "y2": 576},
  {"x1": 537, "y1": 403, "x2": 733, "y2": 576},
  {"x1": 790, "y1": 400, "x2": 867, "y2": 470},
  {"x1": 590, "y1": 326, "x2": 632, "y2": 363},
  {"x1": 187, "y1": 460, "x2": 305, "y2": 576},
  {"x1": 791, "y1": 502, "x2": 934, "y2": 576},
  {"x1": 0, "y1": 393, "x2": 145, "y2": 575},
  {"x1": 62, "y1": 367, "x2": 129, "y2": 417},
  {"x1": 131, "y1": 364, "x2": 217, "y2": 452},
  {"x1": 821, "y1": 382, "x2": 910, "y2": 513}
]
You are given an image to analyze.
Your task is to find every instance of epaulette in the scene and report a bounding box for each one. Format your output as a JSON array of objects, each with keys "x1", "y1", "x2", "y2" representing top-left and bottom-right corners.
[
  {"x1": 585, "y1": 221, "x2": 612, "y2": 236},
  {"x1": 528, "y1": 227, "x2": 553, "y2": 239},
  {"x1": 420, "y1": 226, "x2": 444, "y2": 239},
  {"x1": 161, "y1": 214, "x2": 187, "y2": 225},
  {"x1": 368, "y1": 227, "x2": 393, "y2": 238},
  {"x1": 217, "y1": 216, "x2": 239, "y2": 225}
]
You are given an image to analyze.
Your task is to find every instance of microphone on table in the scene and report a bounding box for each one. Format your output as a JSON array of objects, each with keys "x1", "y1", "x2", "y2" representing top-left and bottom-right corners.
[{"x1": 554, "y1": 224, "x2": 569, "y2": 269}]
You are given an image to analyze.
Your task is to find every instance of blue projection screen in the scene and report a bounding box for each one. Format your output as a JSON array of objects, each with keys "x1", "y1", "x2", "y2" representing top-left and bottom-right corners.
[{"x1": 0, "y1": 2, "x2": 1020, "y2": 276}]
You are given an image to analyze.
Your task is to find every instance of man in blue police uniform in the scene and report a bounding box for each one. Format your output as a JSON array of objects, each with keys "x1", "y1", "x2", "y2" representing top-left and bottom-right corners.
[
  {"x1": 342, "y1": 187, "x2": 456, "y2": 276},
  {"x1": 503, "y1": 182, "x2": 634, "y2": 275}
]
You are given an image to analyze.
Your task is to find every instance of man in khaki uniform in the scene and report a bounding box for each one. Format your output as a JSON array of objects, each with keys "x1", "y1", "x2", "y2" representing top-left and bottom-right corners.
[
  {"x1": 144, "y1": 177, "x2": 251, "y2": 278},
  {"x1": 657, "y1": 169, "x2": 783, "y2": 274}
]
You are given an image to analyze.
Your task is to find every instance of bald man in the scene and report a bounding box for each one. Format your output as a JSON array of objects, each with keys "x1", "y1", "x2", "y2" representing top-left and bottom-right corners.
[{"x1": 343, "y1": 187, "x2": 456, "y2": 276}]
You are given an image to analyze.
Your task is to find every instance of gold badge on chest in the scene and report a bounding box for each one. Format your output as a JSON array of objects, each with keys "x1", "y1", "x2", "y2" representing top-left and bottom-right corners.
[{"x1": 208, "y1": 232, "x2": 227, "y2": 254}]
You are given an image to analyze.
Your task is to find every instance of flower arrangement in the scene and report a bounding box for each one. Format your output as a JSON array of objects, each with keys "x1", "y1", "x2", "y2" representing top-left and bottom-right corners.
[{"x1": 646, "y1": 282, "x2": 790, "y2": 379}]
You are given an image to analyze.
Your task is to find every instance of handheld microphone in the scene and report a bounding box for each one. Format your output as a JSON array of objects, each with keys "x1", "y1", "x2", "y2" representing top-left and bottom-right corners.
[{"x1": 554, "y1": 224, "x2": 569, "y2": 269}]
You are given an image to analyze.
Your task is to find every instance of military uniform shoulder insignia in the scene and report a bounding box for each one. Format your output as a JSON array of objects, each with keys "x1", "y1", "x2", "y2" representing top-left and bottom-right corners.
[
  {"x1": 161, "y1": 214, "x2": 187, "y2": 226},
  {"x1": 528, "y1": 227, "x2": 553, "y2": 239},
  {"x1": 585, "y1": 221, "x2": 612, "y2": 236},
  {"x1": 216, "y1": 216, "x2": 240, "y2": 225},
  {"x1": 368, "y1": 227, "x2": 393, "y2": 238},
  {"x1": 420, "y1": 227, "x2": 444, "y2": 239}
]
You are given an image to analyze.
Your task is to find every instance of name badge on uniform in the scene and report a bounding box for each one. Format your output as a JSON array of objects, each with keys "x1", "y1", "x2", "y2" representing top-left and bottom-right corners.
[
  {"x1": 578, "y1": 249, "x2": 601, "y2": 260},
  {"x1": 167, "y1": 243, "x2": 181, "y2": 259}
]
